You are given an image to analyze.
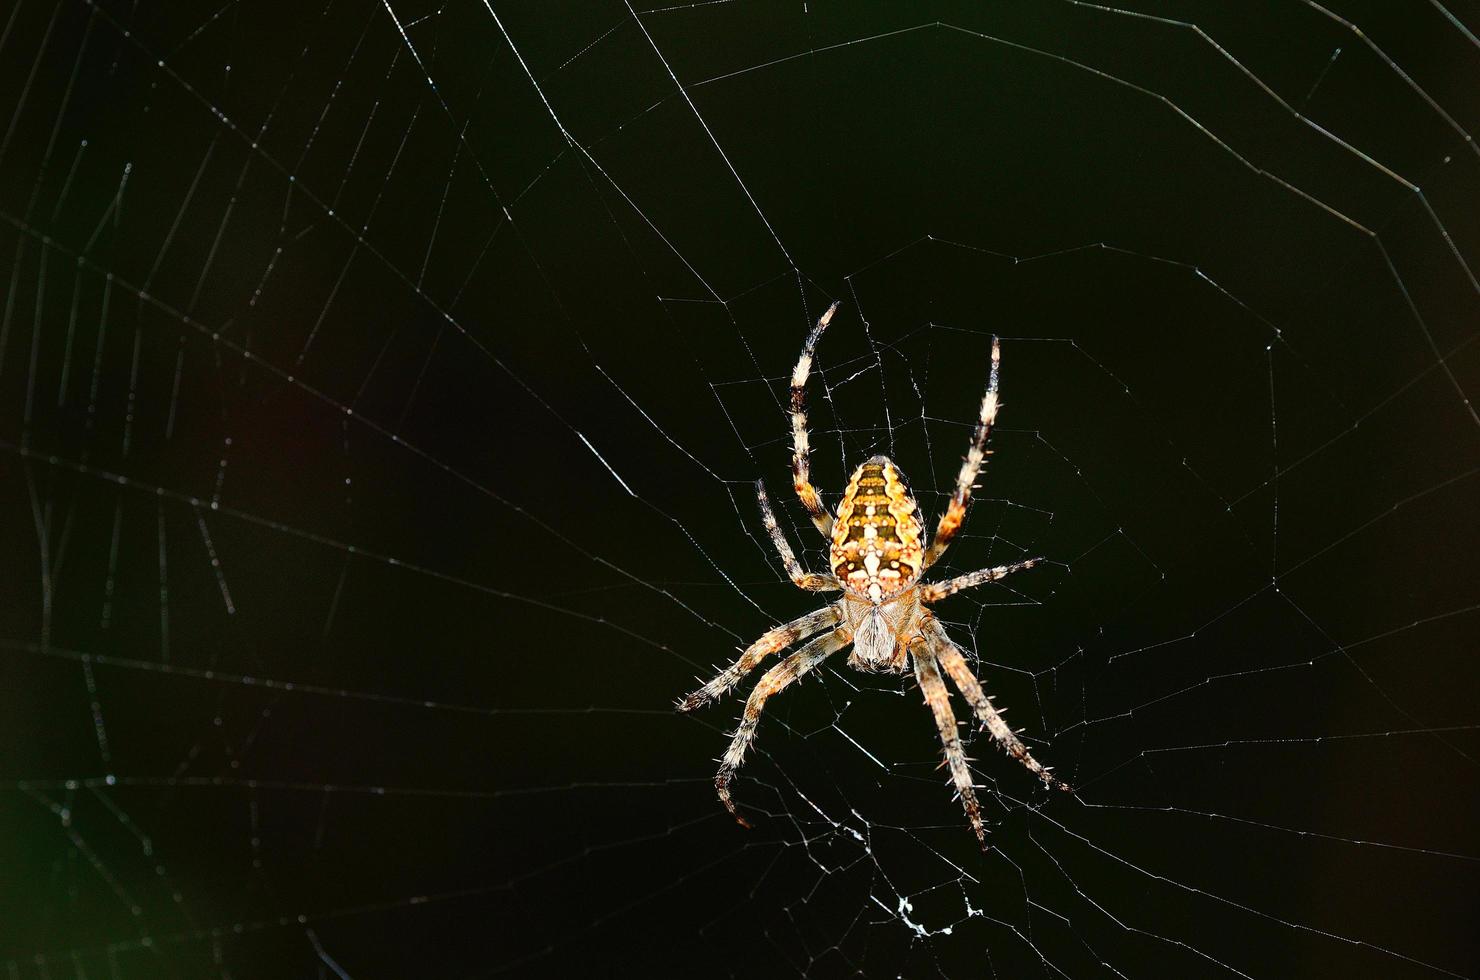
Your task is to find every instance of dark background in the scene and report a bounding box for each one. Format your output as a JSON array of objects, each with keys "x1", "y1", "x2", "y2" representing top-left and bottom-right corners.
[{"x1": 2, "y1": 0, "x2": 1478, "y2": 977}]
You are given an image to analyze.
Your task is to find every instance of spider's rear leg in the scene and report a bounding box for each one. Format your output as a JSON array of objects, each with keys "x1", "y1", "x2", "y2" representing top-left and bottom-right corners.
[
  {"x1": 923, "y1": 335, "x2": 1002, "y2": 571},
  {"x1": 714, "y1": 627, "x2": 851, "y2": 827},
  {"x1": 789, "y1": 301, "x2": 841, "y2": 539},
  {"x1": 676, "y1": 605, "x2": 840, "y2": 712},
  {"x1": 928, "y1": 621, "x2": 1071, "y2": 793}
]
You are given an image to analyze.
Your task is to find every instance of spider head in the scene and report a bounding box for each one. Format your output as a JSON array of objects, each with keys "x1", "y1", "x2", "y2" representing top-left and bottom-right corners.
[
  {"x1": 852, "y1": 604, "x2": 896, "y2": 669},
  {"x1": 844, "y1": 595, "x2": 917, "y2": 673}
]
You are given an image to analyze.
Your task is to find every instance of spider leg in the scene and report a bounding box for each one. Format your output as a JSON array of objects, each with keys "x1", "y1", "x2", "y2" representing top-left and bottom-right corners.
[
  {"x1": 913, "y1": 639, "x2": 988, "y2": 849},
  {"x1": 757, "y1": 480, "x2": 841, "y2": 592},
  {"x1": 715, "y1": 626, "x2": 851, "y2": 827},
  {"x1": 677, "y1": 605, "x2": 841, "y2": 712},
  {"x1": 790, "y1": 301, "x2": 841, "y2": 539},
  {"x1": 921, "y1": 558, "x2": 1042, "y2": 603},
  {"x1": 928, "y1": 620, "x2": 1070, "y2": 793},
  {"x1": 923, "y1": 335, "x2": 1001, "y2": 570}
]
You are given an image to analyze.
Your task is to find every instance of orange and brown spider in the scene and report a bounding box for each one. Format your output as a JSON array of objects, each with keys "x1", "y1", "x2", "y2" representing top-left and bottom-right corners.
[{"x1": 678, "y1": 301, "x2": 1070, "y2": 848}]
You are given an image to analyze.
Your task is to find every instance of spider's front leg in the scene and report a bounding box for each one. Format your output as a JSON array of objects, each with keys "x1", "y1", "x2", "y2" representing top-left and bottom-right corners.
[
  {"x1": 676, "y1": 605, "x2": 840, "y2": 712},
  {"x1": 913, "y1": 640, "x2": 989, "y2": 848},
  {"x1": 714, "y1": 626, "x2": 851, "y2": 827},
  {"x1": 927, "y1": 620, "x2": 1071, "y2": 793}
]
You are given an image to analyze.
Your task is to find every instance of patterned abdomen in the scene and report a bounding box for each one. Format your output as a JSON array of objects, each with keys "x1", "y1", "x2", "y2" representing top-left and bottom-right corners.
[{"x1": 831, "y1": 456, "x2": 924, "y2": 602}]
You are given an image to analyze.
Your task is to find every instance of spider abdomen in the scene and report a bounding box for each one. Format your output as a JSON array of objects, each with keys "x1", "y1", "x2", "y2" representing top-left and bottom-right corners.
[{"x1": 830, "y1": 455, "x2": 924, "y2": 602}]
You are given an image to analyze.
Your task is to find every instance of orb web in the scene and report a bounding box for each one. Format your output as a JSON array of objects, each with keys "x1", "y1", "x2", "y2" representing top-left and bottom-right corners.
[{"x1": 1, "y1": 1, "x2": 1477, "y2": 977}]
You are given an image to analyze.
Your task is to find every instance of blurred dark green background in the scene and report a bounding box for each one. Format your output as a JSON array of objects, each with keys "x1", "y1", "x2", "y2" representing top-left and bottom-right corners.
[{"x1": 1, "y1": 1, "x2": 1477, "y2": 977}]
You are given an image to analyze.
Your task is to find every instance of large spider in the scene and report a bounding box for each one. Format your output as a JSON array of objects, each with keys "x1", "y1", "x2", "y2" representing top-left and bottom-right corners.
[{"x1": 678, "y1": 301, "x2": 1070, "y2": 847}]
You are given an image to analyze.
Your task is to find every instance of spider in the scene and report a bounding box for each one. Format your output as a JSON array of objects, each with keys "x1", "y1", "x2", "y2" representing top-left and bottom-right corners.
[{"x1": 678, "y1": 301, "x2": 1070, "y2": 847}]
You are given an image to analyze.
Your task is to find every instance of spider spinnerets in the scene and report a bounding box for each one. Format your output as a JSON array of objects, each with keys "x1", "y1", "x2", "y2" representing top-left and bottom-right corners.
[{"x1": 678, "y1": 301, "x2": 1070, "y2": 848}]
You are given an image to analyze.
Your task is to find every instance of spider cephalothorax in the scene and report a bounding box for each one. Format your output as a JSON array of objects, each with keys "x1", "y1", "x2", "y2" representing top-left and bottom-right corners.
[{"x1": 678, "y1": 301, "x2": 1070, "y2": 847}]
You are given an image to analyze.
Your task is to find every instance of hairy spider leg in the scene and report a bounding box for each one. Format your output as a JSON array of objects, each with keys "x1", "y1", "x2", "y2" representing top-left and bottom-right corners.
[
  {"x1": 921, "y1": 558, "x2": 1042, "y2": 603},
  {"x1": 757, "y1": 480, "x2": 841, "y2": 593},
  {"x1": 928, "y1": 619, "x2": 1070, "y2": 793},
  {"x1": 914, "y1": 642, "x2": 988, "y2": 847},
  {"x1": 790, "y1": 301, "x2": 841, "y2": 539},
  {"x1": 676, "y1": 605, "x2": 841, "y2": 713},
  {"x1": 715, "y1": 627, "x2": 852, "y2": 826},
  {"x1": 924, "y1": 335, "x2": 1001, "y2": 570}
]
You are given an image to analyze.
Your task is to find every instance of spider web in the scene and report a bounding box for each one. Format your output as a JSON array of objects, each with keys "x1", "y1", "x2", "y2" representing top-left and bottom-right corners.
[{"x1": 2, "y1": 0, "x2": 1478, "y2": 976}]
